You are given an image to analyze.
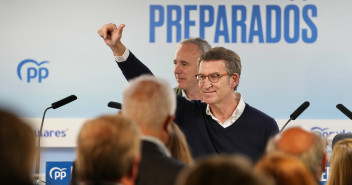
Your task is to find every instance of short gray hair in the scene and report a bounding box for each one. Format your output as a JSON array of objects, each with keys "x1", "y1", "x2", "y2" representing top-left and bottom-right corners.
[
  {"x1": 123, "y1": 75, "x2": 176, "y2": 131},
  {"x1": 178, "y1": 38, "x2": 211, "y2": 55}
]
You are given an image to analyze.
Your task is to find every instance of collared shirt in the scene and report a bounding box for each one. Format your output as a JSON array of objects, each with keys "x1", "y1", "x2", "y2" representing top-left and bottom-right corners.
[
  {"x1": 181, "y1": 89, "x2": 188, "y2": 99},
  {"x1": 206, "y1": 92, "x2": 245, "y2": 128},
  {"x1": 141, "y1": 135, "x2": 171, "y2": 157}
]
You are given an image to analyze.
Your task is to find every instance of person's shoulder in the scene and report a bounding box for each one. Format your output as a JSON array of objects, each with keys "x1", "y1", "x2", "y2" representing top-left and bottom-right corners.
[{"x1": 244, "y1": 103, "x2": 276, "y2": 123}]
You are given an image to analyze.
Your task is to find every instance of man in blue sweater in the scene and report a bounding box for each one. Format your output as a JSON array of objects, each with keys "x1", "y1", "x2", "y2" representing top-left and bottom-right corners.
[{"x1": 98, "y1": 23, "x2": 279, "y2": 162}]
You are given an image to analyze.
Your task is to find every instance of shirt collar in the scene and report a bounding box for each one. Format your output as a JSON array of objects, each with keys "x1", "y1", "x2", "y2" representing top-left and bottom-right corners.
[
  {"x1": 206, "y1": 92, "x2": 245, "y2": 128},
  {"x1": 181, "y1": 89, "x2": 189, "y2": 100}
]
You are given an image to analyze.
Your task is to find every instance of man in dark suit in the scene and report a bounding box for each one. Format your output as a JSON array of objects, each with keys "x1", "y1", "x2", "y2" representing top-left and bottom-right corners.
[
  {"x1": 122, "y1": 75, "x2": 186, "y2": 185},
  {"x1": 70, "y1": 77, "x2": 185, "y2": 185}
]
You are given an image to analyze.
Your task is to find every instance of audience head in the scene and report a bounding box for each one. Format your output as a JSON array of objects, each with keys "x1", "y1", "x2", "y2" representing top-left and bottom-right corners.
[
  {"x1": 266, "y1": 127, "x2": 326, "y2": 181},
  {"x1": 326, "y1": 138, "x2": 352, "y2": 185},
  {"x1": 176, "y1": 154, "x2": 266, "y2": 185},
  {"x1": 76, "y1": 115, "x2": 140, "y2": 184},
  {"x1": 122, "y1": 75, "x2": 176, "y2": 143},
  {"x1": 198, "y1": 47, "x2": 241, "y2": 91},
  {"x1": 174, "y1": 38, "x2": 211, "y2": 91},
  {"x1": 166, "y1": 122, "x2": 193, "y2": 165},
  {"x1": 332, "y1": 133, "x2": 352, "y2": 148},
  {"x1": 0, "y1": 109, "x2": 35, "y2": 184},
  {"x1": 255, "y1": 154, "x2": 317, "y2": 185}
]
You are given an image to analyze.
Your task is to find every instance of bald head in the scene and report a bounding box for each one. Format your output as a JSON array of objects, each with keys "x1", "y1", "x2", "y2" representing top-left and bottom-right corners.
[
  {"x1": 276, "y1": 127, "x2": 315, "y2": 155},
  {"x1": 266, "y1": 127, "x2": 326, "y2": 181}
]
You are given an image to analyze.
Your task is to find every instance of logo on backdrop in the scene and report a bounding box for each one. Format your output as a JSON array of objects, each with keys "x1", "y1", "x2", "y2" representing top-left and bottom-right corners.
[
  {"x1": 17, "y1": 59, "x2": 49, "y2": 83},
  {"x1": 311, "y1": 127, "x2": 352, "y2": 138},
  {"x1": 46, "y1": 161, "x2": 73, "y2": 185},
  {"x1": 49, "y1": 167, "x2": 67, "y2": 180}
]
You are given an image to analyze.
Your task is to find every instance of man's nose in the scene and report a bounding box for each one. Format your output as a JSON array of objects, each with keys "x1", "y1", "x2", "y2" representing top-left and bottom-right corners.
[{"x1": 174, "y1": 63, "x2": 182, "y2": 74}]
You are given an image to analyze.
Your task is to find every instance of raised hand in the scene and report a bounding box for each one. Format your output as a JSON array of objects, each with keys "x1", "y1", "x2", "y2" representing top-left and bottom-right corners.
[{"x1": 97, "y1": 23, "x2": 126, "y2": 56}]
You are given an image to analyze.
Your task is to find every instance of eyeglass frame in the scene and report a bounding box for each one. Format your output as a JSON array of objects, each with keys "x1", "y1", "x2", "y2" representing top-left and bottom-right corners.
[{"x1": 195, "y1": 72, "x2": 233, "y2": 83}]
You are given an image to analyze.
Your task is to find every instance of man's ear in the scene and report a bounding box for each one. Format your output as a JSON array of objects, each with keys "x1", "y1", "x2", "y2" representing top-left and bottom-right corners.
[
  {"x1": 163, "y1": 115, "x2": 175, "y2": 134},
  {"x1": 120, "y1": 156, "x2": 140, "y2": 185},
  {"x1": 231, "y1": 73, "x2": 239, "y2": 89}
]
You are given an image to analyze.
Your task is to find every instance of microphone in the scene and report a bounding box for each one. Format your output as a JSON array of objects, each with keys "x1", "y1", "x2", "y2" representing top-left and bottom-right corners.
[
  {"x1": 51, "y1": 95, "x2": 77, "y2": 109},
  {"x1": 280, "y1": 101, "x2": 310, "y2": 132},
  {"x1": 108, "y1": 101, "x2": 122, "y2": 109},
  {"x1": 290, "y1": 101, "x2": 310, "y2": 120},
  {"x1": 336, "y1": 104, "x2": 352, "y2": 120},
  {"x1": 33, "y1": 95, "x2": 77, "y2": 184}
]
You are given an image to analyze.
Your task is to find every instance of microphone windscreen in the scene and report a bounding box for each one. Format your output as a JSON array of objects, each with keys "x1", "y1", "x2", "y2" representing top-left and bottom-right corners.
[
  {"x1": 336, "y1": 104, "x2": 352, "y2": 120},
  {"x1": 51, "y1": 95, "x2": 77, "y2": 109},
  {"x1": 108, "y1": 101, "x2": 122, "y2": 109},
  {"x1": 290, "y1": 101, "x2": 310, "y2": 120}
]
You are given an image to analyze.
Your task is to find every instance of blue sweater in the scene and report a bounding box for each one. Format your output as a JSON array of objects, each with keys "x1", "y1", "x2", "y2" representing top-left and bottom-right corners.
[{"x1": 118, "y1": 52, "x2": 279, "y2": 162}]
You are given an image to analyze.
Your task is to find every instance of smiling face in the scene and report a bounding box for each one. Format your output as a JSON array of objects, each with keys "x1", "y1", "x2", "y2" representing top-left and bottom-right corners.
[
  {"x1": 198, "y1": 60, "x2": 238, "y2": 105},
  {"x1": 173, "y1": 43, "x2": 201, "y2": 92}
]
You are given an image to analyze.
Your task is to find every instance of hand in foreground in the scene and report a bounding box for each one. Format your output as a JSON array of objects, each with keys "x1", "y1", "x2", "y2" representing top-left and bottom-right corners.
[{"x1": 97, "y1": 23, "x2": 126, "y2": 56}]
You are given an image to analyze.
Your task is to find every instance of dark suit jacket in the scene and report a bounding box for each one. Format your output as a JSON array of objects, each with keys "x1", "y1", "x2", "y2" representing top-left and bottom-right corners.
[
  {"x1": 137, "y1": 140, "x2": 186, "y2": 185},
  {"x1": 70, "y1": 140, "x2": 186, "y2": 185}
]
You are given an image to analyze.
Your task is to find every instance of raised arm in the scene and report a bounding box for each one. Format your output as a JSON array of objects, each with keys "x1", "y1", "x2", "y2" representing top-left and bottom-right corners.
[{"x1": 98, "y1": 23, "x2": 153, "y2": 80}]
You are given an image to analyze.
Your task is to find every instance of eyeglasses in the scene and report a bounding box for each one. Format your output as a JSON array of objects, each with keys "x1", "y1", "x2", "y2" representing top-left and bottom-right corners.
[{"x1": 195, "y1": 72, "x2": 231, "y2": 83}]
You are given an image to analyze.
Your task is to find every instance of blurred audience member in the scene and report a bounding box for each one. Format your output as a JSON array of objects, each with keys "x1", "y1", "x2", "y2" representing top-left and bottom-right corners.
[
  {"x1": 266, "y1": 127, "x2": 326, "y2": 183},
  {"x1": 166, "y1": 122, "x2": 194, "y2": 165},
  {"x1": 0, "y1": 109, "x2": 36, "y2": 185},
  {"x1": 332, "y1": 133, "x2": 352, "y2": 148},
  {"x1": 176, "y1": 155, "x2": 267, "y2": 185},
  {"x1": 326, "y1": 138, "x2": 352, "y2": 185},
  {"x1": 76, "y1": 115, "x2": 140, "y2": 185},
  {"x1": 122, "y1": 75, "x2": 186, "y2": 185},
  {"x1": 255, "y1": 154, "x2": 317, "y2": 185}
]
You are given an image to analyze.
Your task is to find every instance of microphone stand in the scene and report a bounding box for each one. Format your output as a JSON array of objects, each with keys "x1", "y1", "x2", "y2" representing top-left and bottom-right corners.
[
  {"x1": 33, "y1": 106, "x2": 52, "y2": 185},
  {"x1": 280, "y1": 118, "x2": 292, "y2": 132}
]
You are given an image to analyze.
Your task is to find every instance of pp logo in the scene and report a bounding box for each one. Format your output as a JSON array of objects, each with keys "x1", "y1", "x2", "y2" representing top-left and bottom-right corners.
[
  {"x1": 46, "y1": 161, "x2": 73, "y2": 185},
  {"x1": 49, "y1": 167, "x2": 67, "y2": 180},
  {"x1": 17, "y1": 59, "x2": 49, "y2": 83}
]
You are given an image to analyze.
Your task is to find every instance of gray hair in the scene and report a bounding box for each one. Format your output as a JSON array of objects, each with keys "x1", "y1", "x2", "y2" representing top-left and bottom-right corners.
[
  {"x1": 123, "y1": 75, "x2": 176, "y2": 131},
  {"x1": 178, "y1": 38, "x2": 211, "y2": 55}
]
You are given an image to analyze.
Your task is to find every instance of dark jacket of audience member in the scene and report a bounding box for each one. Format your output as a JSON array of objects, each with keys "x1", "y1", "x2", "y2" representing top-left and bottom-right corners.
[
  {"x1": 0, "y1": 110, "x2": 35, "y2": 185},
  {"x1": 326, "y1": 138, "x2": 352, "y2": 185},
  {"x1": 122, "y1": 75, "x2": 186, "y2": 185}
]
